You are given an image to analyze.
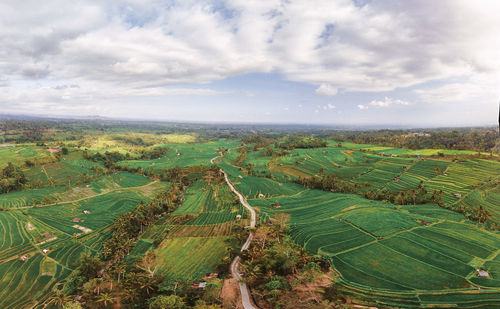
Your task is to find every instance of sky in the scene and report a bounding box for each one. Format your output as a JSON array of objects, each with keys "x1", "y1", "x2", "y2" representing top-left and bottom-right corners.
[{"x1": 0, "y1": 0, "x2": 499, "y2": 127}]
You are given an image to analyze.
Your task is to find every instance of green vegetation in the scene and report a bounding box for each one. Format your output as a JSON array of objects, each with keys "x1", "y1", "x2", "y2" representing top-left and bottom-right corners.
[{"x1": 0, "y1": 119, "x2": 498, "y2": 308}]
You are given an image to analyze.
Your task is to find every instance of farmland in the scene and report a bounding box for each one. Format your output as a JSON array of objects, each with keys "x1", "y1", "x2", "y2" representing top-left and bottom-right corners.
[
  {"x1": 0, "y1": 146, "x2": 165, "y2": 307},
  {"x1": 225, "y1": 140, "x2": 500, "y2": 307},
  {"x1": 0, "y1": 123, "x2": 499, "y2": 308},
  {"x1": 130, "y1": 179, "x2": 246, "y2": 281}
]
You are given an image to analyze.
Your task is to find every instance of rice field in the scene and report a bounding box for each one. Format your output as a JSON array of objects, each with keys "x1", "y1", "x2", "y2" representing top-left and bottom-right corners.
[
  {"x1": 1, "y1": 137, "x2": 499, "y2": 308},
  {"x1": 0, "y1": 149, "x2": 164, "y2": 308},
  {"x1": 156, "y1": 237, "x2": 230, "y2": 279},
  {"x1": 131, "y1": 179, "x2": 245, "y2": 281},
  {"x1": 239, "y1": 142, "x2": 500, "y2": 307}
]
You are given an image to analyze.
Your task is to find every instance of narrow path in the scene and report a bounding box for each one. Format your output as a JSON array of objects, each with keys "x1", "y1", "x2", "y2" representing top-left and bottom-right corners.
[{"x1": 211, "y1": 152, "x2": 258, "y2": 309}]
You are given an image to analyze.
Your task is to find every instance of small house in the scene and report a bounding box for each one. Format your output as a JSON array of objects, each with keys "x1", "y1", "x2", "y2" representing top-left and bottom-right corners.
[
  {"x1": 42, "y1": 249, "x2": 49, "y2": 254},
  {"x1": 421, "y1": 220, "x2": 430, "y2": 226},
  {"x1": 43, "y1": 233, "x2": 53, "y2": 238},
  {"x1": 236, "y1": 214, "x2": 242, "y2": 220},
  {"x1": 192, "y1": 282, "x2": 207, "y2": 289},
  {"x1": 394, "y1": 177, "x2": 400, "y2": 182},
  {"x1": 83, "y1": 210, "x2": 90, "y2": 214},
  {"x1": 477, "y1": 269, "x2": 489, "y2": 277},
  {"x1": 391, "y1": 154, "x2": 398, "y2": 157},
  {"x1": 72, "y1": 218, "x2": 82, "y2": 223},
  {"x1": 20, "y1": 255, "x2": 28, "y2": 261},
  {"x1": 258, "y1": 193, "x2": 265, "y2": 199},
  {"x1": 453, "y1": 193, "x2": 462, "y2": 198}
]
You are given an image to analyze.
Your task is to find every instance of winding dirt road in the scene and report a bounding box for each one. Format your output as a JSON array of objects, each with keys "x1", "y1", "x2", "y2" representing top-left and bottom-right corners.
[{"x1": 211, "y1": 153, "x2": 257, "y2": 309}]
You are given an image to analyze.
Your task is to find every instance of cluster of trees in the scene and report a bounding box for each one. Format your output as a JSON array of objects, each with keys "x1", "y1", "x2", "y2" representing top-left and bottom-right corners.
[
  {"x1": 242, "y1": 134, "x2": 273, "y2": 148},
  {"x1": 295, "y1": 175, "x2": 363, "y2": 194},
  {"x1": 326, "y1": 127, "x2": 499, "y2": 154},
  {"x1": 84, "y1": 148, "x2": 169, "y2": 169},
  {"x1": 275, "y1": 136, "x2": 327, "y2": 150},
  {"x1": 241, "y1": 219, "x2": 336, "y2": 308},
  {"x1": 0, "y1": 162, "x2": 27, "y2": 193},
  {"x1": 234, "y1": 146, "x2": 248, "y2": 165},
  {"x1": 83, "y1": 150, "x2": 129, "y2": 168},
  {"x1": 111, "y1": 135, "x2": 154, "y2": 146},
  {"x1": 363, "y1": 185, "x2": 438, "y2": 206}
]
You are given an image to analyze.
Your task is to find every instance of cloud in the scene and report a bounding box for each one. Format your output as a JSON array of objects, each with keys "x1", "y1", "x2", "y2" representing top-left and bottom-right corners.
[
  {"x1": 0, "y1": 0, "x2": 499, "y2": 119},
  {"x1": 358, "y1": 104, "x2": 368, "y2": 110},
  {"x1": 415, "y1": 73, "x2": 500, "y2": 105},
  {"x1": 322, "y1": 103, "x2": 336, "y2": 110},
  {"x1": 315, "y1": 84, "x2": 338, "y2": 96},
  {"x1": 369, "y1": 97, "x2": 410, "y2": 107}
]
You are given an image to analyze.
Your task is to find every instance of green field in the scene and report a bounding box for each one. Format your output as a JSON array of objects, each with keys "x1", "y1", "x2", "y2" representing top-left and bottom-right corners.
[
  {"x1": 1, "y1": 134, "x2": 499, "y2": 308},
  {"x1": 129, "y1": 179, "x2": 245, "y2": 281},
  {"x1": 0, "y1": 147, "x2": 164, "y2": 308},
  {"x1": 229, "y1": 142, "x2": 500, "y2": 307}
]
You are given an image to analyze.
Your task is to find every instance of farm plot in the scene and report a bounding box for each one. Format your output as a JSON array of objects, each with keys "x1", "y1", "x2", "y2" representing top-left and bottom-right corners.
[
  {"x1": 118, "y1": 139, "x2": 240, "y2": 171},
  {"x1": 234, "y1": 176, "x2": 304, "y2": 199},
  {"x1": 156, "y1": 237, "x2": 230, "y2": 280},
  {"x1": 173, "y1": 181, "x2": 209, "y2": 215},
  {"x1": 275, "y1": 147, "x2": 378, "y2": 180},
  {"x1": 27, "y1": 190, "x2": 148, "y2": 233},
  {"x1": 0, "y1": 145, "x2": 50, "y2": 168},
  {"x1": 0, "y1": 186, "x2": 65, "y2": 209},
  {"x1": 455, "y1": 182, "x2": 500, "y2": 225},
  {"x1": 0, "y1": 212, "x2": 78, "y2": 309},
  {"x1": 24, "y1": 153, "x2": 103, "y2": 187},
  {"x1": 245, "y1": 168, "x2": 500, "y2": 307},
  {"x1": 0, "y1": 175, "x2": 156, "y2": 308},
  {"x1": 424, "y1": 159, "x2": 500, "y2": 206}
]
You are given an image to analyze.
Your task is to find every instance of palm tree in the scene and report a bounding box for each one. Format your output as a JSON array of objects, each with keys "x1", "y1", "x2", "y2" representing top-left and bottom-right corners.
[
  {"x1": 93, "y1": 278, "x2": 105, "y2": 296},
  {"x1": 115, "y1": 264, "x2": 126, "y2": 284},
  {"x1": 121, "y1": 288, "x2": 137, "y2": 305},
  {"x1": 47, "y1": 290, "x2": 71, "y2": 308},
  {"x1": 96, "y1": 292, "x2": 114, "y2": 308}
]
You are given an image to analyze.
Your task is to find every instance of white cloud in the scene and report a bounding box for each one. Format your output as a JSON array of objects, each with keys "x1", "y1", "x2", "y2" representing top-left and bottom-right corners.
[
  {"x1": 369, "y1": 97, "x2": 410, "y2": 107},
  {"x1": 415, "y1": 73, "x2": 500, "y2": 105},
  {"x1": 315, "y1": 84, "x2": 338, "y2": 96},
  {"x1": 0, "y1": 0, "x2": 499, "y2": 118},
  {"x1": 358, "y1": 104, "x2": 368, "y2": 110},
  {"x1": 323, "y1": 103, "x2": 336, "y2": 110}
]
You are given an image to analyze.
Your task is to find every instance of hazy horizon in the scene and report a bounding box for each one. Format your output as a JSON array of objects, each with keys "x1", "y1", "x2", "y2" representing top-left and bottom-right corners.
[{"x1": 1, "y1": 0, "x2": 499, "y2": 127}]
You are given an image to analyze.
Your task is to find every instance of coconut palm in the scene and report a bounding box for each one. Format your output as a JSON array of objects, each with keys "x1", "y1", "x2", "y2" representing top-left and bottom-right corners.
[
  {"x1": 47, "y1": 290, "x2": 71, "y2": 308},
  {"x1": 96, "y1": 292, "x2": 114, "y2": 308}
]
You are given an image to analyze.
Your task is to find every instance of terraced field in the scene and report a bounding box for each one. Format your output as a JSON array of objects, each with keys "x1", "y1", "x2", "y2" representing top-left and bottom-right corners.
[
  {"x1": 132, "y1": 179, "x2": 245, "y2": 281},
  {"x1": 0, "y1": 145, "x2": 51, "y2": 168},
  {"x1": 117, "y1": 139, "x2": 240, "y2": 171},
  {"x1": 1, "y1": 137, "x2": 498, "y2": 308},
  {"x1": 228, "y1": 143, "x2": 500, "y2": 307},
  {"x1": 0, "y1": 153, "x2": 163, "y2": 308},
  {"x1": 156, "y1": 237, "x2": 230, "y2": 279}
]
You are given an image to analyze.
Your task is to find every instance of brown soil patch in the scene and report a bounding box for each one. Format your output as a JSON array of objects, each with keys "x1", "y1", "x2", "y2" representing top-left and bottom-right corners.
[
  {"x1": 292, "y1": 272, "x2": 334, "y2": 301},
  {"x1": 221, "y1": 278, "x2": 242, "y2": 308},
  {"x1": 269, "y1": 163, "x2": 310, "y2": 178}
]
